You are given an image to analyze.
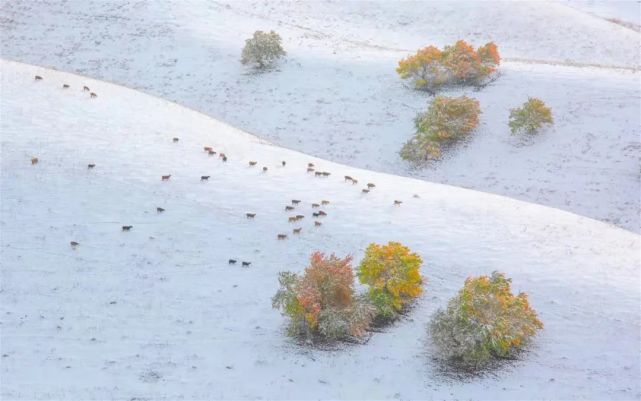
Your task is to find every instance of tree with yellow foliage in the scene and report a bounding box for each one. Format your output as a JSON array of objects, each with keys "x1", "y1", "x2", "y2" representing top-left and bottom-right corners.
[{"x1": 357, "y1": 242, "x2": 423, "y2": 320}]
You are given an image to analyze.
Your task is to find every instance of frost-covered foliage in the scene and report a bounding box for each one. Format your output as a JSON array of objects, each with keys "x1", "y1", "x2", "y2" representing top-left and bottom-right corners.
[
  {"x1": 430, "y1": 272, "x2": 543, "y2": 367},
  {"x1": 401, "y1": 96, "x2": 481, "y2": 161},
  {"x1": 272, "y1": 252, "x2": 375, "y2": 342},
  {"x1": 357, "y1": 242, "x2": 423, "y2": 320},
  {"x1": 397, "y1": 40, "x2": 500, "y2": 91},
  {"x1": 240, "y1": 30, "x2": 286, "y2": 69},
  {"x1": 509, "y1": 98, "x2": 553, "y2": 134}
]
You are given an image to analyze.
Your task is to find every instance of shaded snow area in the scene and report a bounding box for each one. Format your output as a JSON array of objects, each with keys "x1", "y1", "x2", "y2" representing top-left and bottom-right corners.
[
  {"x1": 1, "y1": 61, "x2": 640, "y2": 400},
  {"x1": 1, "y1": 0, "x2": 639, "y2": 232}
]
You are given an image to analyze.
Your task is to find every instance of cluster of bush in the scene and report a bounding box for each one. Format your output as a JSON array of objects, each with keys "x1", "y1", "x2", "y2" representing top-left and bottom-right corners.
[
  {"x1": 273, "y1": 245, "x2": 543, "y2": 368},
  {"x1": 396, "y1": 40, "x2": 500, "y2": 92}
]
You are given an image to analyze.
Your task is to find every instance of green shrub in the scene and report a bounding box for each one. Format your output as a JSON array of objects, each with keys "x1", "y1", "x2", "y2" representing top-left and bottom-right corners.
[
  {"x1": 401, "y1": 96, "x2": 481, "y2": 161},
  {"x1": 508, "y1": 98, "x2": 553, "y2": 134},
  {"x1": 241, "y1": 30, "x2": 286, "y2": 69},
  {"x1": 272, "y1": 252, "x2": 375, "y2": 342},
  {"x1": 357, "y1": 242, "x2": 423, "y2": 320},
  {"x1": 397, "y1": 40, "x2": 500, "y2": 92},
  {"x1": 430, "y1": 272, "x2": 543, "y2": 367}
]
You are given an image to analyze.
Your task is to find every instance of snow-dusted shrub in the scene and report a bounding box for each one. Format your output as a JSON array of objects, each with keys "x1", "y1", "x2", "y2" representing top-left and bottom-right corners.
[
  {"x1": 430, "y1": 272, "x2": 543, "y2": 367},
  {"x1": 400, "y1": 96, "x2": 481, "y2": 161},
  {"x1": 397, "y1": 40, "x2": 500, "y2": 91},
  {"x1": 240, "y1": 30, "x2": 286, "y2": 69},
  {"x1": 509, "y1": 98, "x2": 553, "y2": 134},
  {"x1": 357, "y1": 242, "x2": 423, "y2": 320},
  {"x1": 272, "y1": 252, "x2": 375, "y2": 342}
]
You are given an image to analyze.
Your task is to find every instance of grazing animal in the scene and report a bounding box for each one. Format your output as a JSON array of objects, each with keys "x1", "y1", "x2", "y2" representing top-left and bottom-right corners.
[
  {"x1": 291, "y1": 199, "x2": 301, "y2": 205},
  {"x1": 312, "y1": 212, "x2": 319, "y2": 217},
  {"x1": 90, "y1": 92, "x2": 97, "y2": 98},
  {"x1": 62, "y1": 84, "x2": 69, "y2": 89},
  {"x1": 307, "y1": 167, "x2": 315, "y2": 173},
  {"x1": 242, "y1": 261, "x2": 251, "y2": 267},
  {"x1": 282, "y1": 161, "x2": 286, "y2": 166},
  {"x1": 121, "y1": 225, "x2": 133, "y2": 231},
  {"x1": 293, "y1": 228, "x2": 302, "y2": 234},
  {"x1": 315, "y1": 171, "x2": 322, "y2": 177},
  {"x1": 288, "y1": 216, "x2": 297, "y2": 222},
  {"x1": 321, "y1": 200, "x2": 330, "y2": 205},
  {"x1": 277, "y1": 234, "x2": 288, "y2": 240},
  {"x1": 246, "y1": 213, "x2": 256, "y2": 218},
  {"x1": 172, "y1": 137, "x2": 179, "y2": 142},
  {"x1": 321, "y1": 172, "x2": 331, "y2": 176},
  {"x1": 83, "y1": 86, "x2": 90, "y2": 91},
  {"x1": 208, "y1": 150, "x2": 216, "y2": 156},
  {"x1": 367, "y1": 183, "x2": 375, "y2": 188},
  {"x1": 413, "y1": 194, "x2": 420, "y2": 198},
  {"x1": 285, "y1": 206, "x2": 294, "y2": 211},
  {"x1": 87, "y1": 163, "x2": 95, "y2": 169},
  {"x1": 157, "y1": 207, "x2": 165, "y2": 213},
  {"x1": 35, "y1": 75, "x2": 43, "y2": 81},
  {"x1": 362, "y1": 188, "x2": 370, "y2": 193},
  {"x1": 222, "y1": 156, "x2": 227, "y2": 162},
  {"x1": 318, "y1": 210, "x2": 327, "y2": 216},
  {"x1": 352, "y1": 179, "x2": 358, "y2": 185},
  {"x1": 219, "y1": 153, "x2": 226, "y2": 159},
  {"x1": 161, "y1": 175, "x2": 171, "y2": 181},
  {"x1": 228, "y1": 259, "x2": 237, "y2": 265},
  {"x1": 70, "y1": 241, "x2": 79, "y2": 248},
  {"x1": 308, "y1": 163, "x2": 314, "y2": 168},
  {"x1": 201, "y1": 175, "x2": 210, "y2": 181},
  {"x1": 204, "y1": 146, "x2": 212, "y2": 152},
  {"x1": 344, "y1": 175, "x2": 353, "y2": 182},
  {"x1": 295, "y1": 215, "x2": 304, "y2": 220},
  {"x1": 249, "y1": 161, "x2": 257, "y2": 166},
  {"x1": 394, "y1": 200, "x2": 402, "y2": 205},
  {"x1": 314, "y1": 221, "x2": 322, "y2": 227},
  {"x1": 262, "y1": 166, "x2": 268, "y2": 172},
  {"x1": 31, "y1": 157, "x2": 38, "y2": 165},
  {"x1": 311, "y1": 203, "x2": 320, "y2": 208}
]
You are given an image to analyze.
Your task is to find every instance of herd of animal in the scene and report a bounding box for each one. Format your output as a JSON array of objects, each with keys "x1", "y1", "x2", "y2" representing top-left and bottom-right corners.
[{"x1": 29, "y1": 73, "x2": 409, "y2": 268}]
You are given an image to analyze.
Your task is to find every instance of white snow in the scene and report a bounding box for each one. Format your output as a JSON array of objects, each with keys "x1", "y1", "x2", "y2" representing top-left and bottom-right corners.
[
  {"x1": 1, "y1": 0, "x2": 639, "y2": 232},
  {"x1": 1, "y1": 60, "x2": 640, "y2": 400}
]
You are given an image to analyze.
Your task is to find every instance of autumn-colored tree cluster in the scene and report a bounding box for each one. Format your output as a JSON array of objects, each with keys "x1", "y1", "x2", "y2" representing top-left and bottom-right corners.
[
  {"x1": 429, "y1": 272, "x2": 544, "y2": 367},
  {"x1": 509, "y1": 97, "x2": 554, "y2": 134},
  {"x1": 397, "y1": 40, "x2": 500, "y2": 91},
  {"x1": 401, "y1": 96, "x2": 481, "y2": 161}
]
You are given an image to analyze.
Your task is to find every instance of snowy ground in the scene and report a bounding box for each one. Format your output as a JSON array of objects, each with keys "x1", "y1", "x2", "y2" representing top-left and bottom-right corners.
[
  {"x1": 1, "y1": 0, "x2": 639, "y2": 232},
  {"x1": 1, "y1": 60, "x2": 640, "y2": 400}
]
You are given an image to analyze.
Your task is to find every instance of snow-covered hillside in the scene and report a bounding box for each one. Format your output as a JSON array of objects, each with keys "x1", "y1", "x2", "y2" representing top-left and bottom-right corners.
[
  {"x1": 1, "y1": 1, "x2": 639, "y2": 232},
  {"x1": 1, "y1": 61, "x2": 639, "y2": 400}
]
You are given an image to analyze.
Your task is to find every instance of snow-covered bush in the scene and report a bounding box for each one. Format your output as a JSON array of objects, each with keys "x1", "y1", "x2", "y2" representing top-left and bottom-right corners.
[
  {"x1": 272, "y1": 252, "x2": 375, "y2": 342},
  {"x1": 401, "y1": 96, "x2": 481, "y2": 161},
  {"x1": 397, "y1": 40, "x2": 500, "y2": 92},
  {"x1": 357, "y1": 242, "x2": 423, "y2": 321},
  {"x1": 509, "y1": 98, "x2": 553, "y2": 134},
  {"x1": 430, "y1": 272, "x2": 543, "y2": 367},
  {"x1": 241, "y1": 30, "x2": 286, "y2": 69}
]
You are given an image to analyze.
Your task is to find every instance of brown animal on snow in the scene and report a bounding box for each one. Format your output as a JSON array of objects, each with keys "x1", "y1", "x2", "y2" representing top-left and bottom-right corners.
[
  {"x1": 201, "y1": 175, "x2": 210, "y2": 181},
  {"x1": 351, "y1": 179, "x2": 358, "y2": 184},
  {"x1": 362, "y1": 188, "x2": 370, "y2": 193},
  {"x1": 70, "y1": 241, "x2": 79, "y2": 248},
  {"x1": 161, "y1": 175, "x2": 171, "y2": 181},
  {"x1": 311, "y1": 203, "x2": 320, "y2": 208},
  {"x1": 315, "y1": 171, "x2": 322, "y2": 177},
  {"x1": 344, "y1": 175, "x2": 353, "y2": 182},
  {"x1": 246, "y1": 213, "x2": 256, "y2": 219},
  {"x1": 249, "y1": 161, "x2": 257, "y2": 166},
  {"x1": 314, "y1": 221, "x2": 322, "y2": 227},
  {"x1": 394, "y1": 200, "x2": 402, "y2": 205},
  {"x1": 312, "y1": 212, "x2": 319, "y2": 217},
  {"x1": 308, "y1": 163, "x2": 314, "y2": 168},
  {"x1": 31, "y1": 157, "x2": 38, "y2": 165},
  {"x1": 281, "y1": 161, "x2": 286, "y2": 166},
  {"x1": 293, "y1": 228, "x2": 302, "y2": 234},
  {"x1": 204, "y1": 146, "x2": 213, "y2": 152},
  {"x1": 219, "y1": 153, "x2": 226, "y2": 159},
  {"x1": 35, "y1": 75, "x2": 43, "y2": 81},
  {"x1": 83, "y1": 86, "x2": 90, "y2": 91},
  {"x1": 121, "y1": 225, "x2": 133, "y2": 231},
  {"x1": 228, "y1": 259, "x2": 237, "y2": 264},
  {"x1": 242, "y1": 261, "x2": 251, "y2": 267},
  {"x1": 288, "y1": 216, "x2": 297, "y2": 222},
  {"x1": 295, "y1": 215, "x2": 304, "y2": 220},
  {"x1": 321, "y1": 200, "x2": 329, "y2": 205},
  {"x1": 318, "y1": 210, "x2": 327, "y2": 216},
  {"x1": 172, "y1": 137, "x2": 179, "y2": 142},
  {"x1": 277, "y1": 234, "x2": 288, "y2": 240},
  {"x1": 157, "y1": 207, "x2": 165, "y2": 213},
  {"x1": 222, "y1": 156, "x2": 228, "y2": 162},
  {"x1": 90, "y1": 92, "x2": 97, "y2": 98},
  {"x1": 208, "y1": 150, "x2": 216, "y2": 156},
  {"x1": 262, "y1": 166, "x2": 268, "y2": 172},
  {"x1": 87, "y1": 163, "x2": 95, "y2": 169},
  {"x1": 321, "y1": 172, "x2": 331, "y2": 176},
  {"x1": 307, "y1": 167, "x2": 315, "y2": 173},
  {"x1": 285, "y1": 206, "x2": 295, "y2": 211},
  {"x1": 413, "y1": 194, "x2": 420, "y2": 198},
  {"x1": 291, "y1": 200, "x2": 301, "y2": 205},
  {"x1": 62, "y1": 84, "x2": 69, "y2": 89}
]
